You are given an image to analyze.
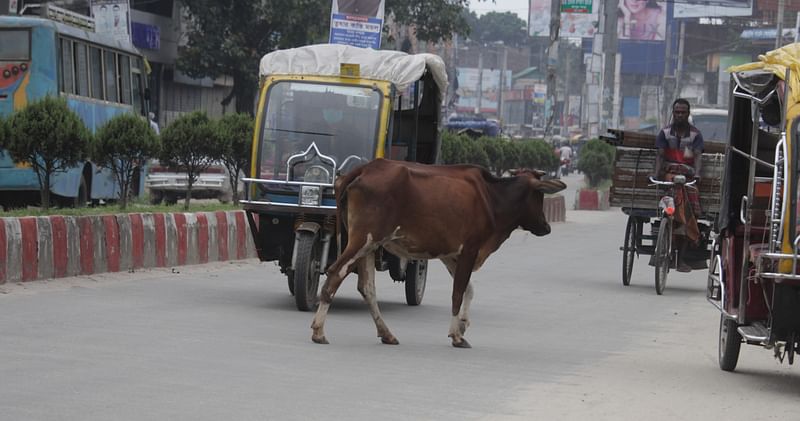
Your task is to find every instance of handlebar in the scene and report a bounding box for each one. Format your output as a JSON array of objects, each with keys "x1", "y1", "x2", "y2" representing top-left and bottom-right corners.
[{"x1": 648, "y1": 176, "x2": 697, "y2": 187}]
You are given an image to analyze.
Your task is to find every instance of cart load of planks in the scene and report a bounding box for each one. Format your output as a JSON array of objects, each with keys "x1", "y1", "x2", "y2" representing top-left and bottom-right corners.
[{"x1": 603, "y1": 129, "x2": 725, "y2": 218}]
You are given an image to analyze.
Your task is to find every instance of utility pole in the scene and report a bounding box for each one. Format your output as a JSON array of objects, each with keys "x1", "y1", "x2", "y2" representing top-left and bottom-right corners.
[
  {"x1": 475, "y1": 49, "x2": 483, "y2": 115},
  {"x1": 776, "y1": 0, "x2": 785, "y2": 49},
  {"x1": 601, "y1": 0, "x2": 618, "y2": 132},
  {"x1": 795, "y1": 12, "x2": 799, "y2": 43},
  {"x1": 545, "y1": 0, "x2": 561, "y2": 138},
  {"x1": 675, "y1": 20, "x2": 686, "y2": 99},
  {"x1": 498, "y1": 44, "x2": 508, "y2": 124},
  {"x1": 660, "y1": 21, "x2": 673, "y2": 128}
]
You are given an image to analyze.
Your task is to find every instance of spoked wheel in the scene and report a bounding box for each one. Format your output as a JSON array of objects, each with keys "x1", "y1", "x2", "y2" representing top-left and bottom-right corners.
[
  {"x1": 622, "y1": 216, "x2": 637, "y2": 286},
  {"x1": 654, "y1": 218, "x2": 672, "y2": 295},
  {"x1": 719, "y1": 314, "x2": 742, "y2": 372},
  {"x1": 405, "y1": 260, "x2": 427, "y2": 306},
  {"x1": 293, "y1": 231, "x2": 322, "y2": 311}
]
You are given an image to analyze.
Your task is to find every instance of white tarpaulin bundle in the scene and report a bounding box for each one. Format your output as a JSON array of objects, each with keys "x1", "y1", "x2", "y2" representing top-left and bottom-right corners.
[{"x1": 259, "y1": 44, "x2": 448, "y2": 97}]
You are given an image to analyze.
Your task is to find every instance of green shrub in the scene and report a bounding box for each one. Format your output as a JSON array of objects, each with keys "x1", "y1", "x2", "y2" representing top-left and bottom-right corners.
[
  {"x1": 517, "y1": 139, "x2": 558, "y2": 172},
  {"x1": 93, "y1": 113, "x2": 161, "y2": 209},
  {"x1": 0, "y1": 116, "x2": 8, "y2": 148},
  {"x1": 216, "y1": 113, "x2": 254, "y2": 204},
  {"x1": 477, "y1": 136, "x2": 505, "y2": 176},
  {"x1": 441, "y1": 131, "x2": 467, "y2": 164},
  {"x1": 6, "y1": 96, "x2": 91, "y2": 209},
  {"x1": 160, "y1": 111, "x2": 224, "y2": 210},
  {"x1": 577, "y1": 139, "x2": 616, "y2": 188}
]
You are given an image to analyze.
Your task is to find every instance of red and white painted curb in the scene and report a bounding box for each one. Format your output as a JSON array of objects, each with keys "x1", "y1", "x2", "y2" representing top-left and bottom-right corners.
[
  {"x1": 0, "y1": 211, "x2": 256, "y2": 284},
  {"x1": 543, "y1": 196, "x2": 566, "y2": 223}
]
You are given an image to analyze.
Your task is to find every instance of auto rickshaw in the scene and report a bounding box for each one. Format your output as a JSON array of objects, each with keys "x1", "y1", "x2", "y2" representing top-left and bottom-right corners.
[
  {"x1": 707, "y1": 43, "x2": 800, "y2": 371},
  {"x1": 240, "y1": 44, "x2": 447, "y2": 311}
]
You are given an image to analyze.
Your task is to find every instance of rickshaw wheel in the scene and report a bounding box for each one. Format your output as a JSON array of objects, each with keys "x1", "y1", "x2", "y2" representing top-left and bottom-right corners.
[
  {"x1": 654, "y1": 218, "x2": 672, "y2": 295},
  {"x1": 405, "y1": 260, "x2": 427, "y2": 306},
  {"x1": 719, "y1": 314, "x2": 742, "y2": 372},
  {"x1": 293, "y1": 231, "x2": 321, "y2": 311},
  {"x1": 622, "y1": 216, "x2": 637, "y2": 286}
]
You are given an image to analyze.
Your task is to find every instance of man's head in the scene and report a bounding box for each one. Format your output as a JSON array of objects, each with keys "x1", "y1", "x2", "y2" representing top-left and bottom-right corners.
[{"x1": 672, "y1": 98, "x2": 690, "y2": 128}]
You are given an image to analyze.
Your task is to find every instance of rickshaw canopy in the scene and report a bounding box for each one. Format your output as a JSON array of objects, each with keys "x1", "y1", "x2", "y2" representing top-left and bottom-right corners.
[
  {"x1": 728, "y1": 42, "x2": 800, "y2": 118},
  {"x1": 258, "y1": 44, "x2": 448, "y2": 99}
]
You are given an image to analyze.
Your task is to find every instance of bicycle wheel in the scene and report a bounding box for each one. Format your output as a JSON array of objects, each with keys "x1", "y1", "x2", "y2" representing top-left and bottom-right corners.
[
  {"x1": 622, "y1": 216, "x2": 637, "y2": 286},
  {"x1": 654, "y1": 218, "x2": 672, "y2": 295}
]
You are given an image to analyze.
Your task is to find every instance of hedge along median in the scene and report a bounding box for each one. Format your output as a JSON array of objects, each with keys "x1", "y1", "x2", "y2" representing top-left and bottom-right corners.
[{"x1": 0, "y1": 211, "x2": 256, "y2": 284}]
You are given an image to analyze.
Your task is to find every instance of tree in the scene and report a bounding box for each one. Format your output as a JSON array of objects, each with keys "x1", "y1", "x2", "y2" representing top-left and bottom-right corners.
[
  {"x1": 467, "y1": 11, "x2": 528, "y2": 47},
  {"x1": 577, "y1": 139, "x2": 616, "y2": 188},
  {"x1": 477, "y1": 136, "x2": 505, "y2": 176},
  {"x1": 6, "y1": 97, "x2": 90, "y2": 210},
  {"x1": 93, "y1": 114, "x2": 161, "y2": 209},
  {"x1": 177, "y1": 0, "x2": 477, "y2": 115},
  {"x1": 160, "y1": 111, "x2": 224, "y2": 210},
  {"x1": 216, "y1": 113, "x2": 254, "y2": 204}
]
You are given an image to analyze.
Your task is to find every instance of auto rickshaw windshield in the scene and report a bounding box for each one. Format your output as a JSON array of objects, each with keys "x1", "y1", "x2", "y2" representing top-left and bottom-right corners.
[{"x1": 259, "y1": 81, "x2": 382, "y2": 181}]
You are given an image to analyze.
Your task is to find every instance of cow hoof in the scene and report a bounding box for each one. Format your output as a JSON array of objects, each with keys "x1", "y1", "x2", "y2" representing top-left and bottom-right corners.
[
  {"x1": 452, "y1": 338, "x2": 472, "y2": 349},
  {"x1": 381, "y1": 336, "x2": 400, "y2": 345},
  {"x1": 312, "y1": 335, "x2": 329, "y2": 344}
]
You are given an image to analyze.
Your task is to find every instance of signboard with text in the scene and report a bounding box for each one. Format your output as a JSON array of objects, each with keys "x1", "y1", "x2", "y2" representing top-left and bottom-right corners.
[
  {"x1": 561, "y1": 0, "x2": 592, "y2": 13},
  {"x1": 329, "y1": 0, "x2": 385, "y2": 49}
]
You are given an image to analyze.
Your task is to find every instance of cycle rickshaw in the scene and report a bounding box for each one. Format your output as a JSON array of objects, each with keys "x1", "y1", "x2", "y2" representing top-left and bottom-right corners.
[
  {"x1": 240, "y1": 44, "x2": 447, "y2": 311},
  {"x1": 605, "y1": 130, "x2": 725, "y2": 294},
  {"x1": 707, "y1": 43, "x2": 800, "y2": 371}
]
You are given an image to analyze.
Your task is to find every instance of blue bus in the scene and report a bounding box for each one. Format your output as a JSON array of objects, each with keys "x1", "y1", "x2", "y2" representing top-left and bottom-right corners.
[{"x1": 0, "y1": 7, "x2": 149, "y2": 208}]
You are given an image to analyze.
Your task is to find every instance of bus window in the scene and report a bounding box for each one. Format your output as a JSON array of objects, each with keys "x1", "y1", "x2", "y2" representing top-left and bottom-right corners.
[
  {"x1": 89, "y1": 46, "x2": 103, "y2": 100},
  {"x1": 60, "y1": 38, "x2": 75, "y2": 94},
  {"x1": 104, "y1": 50, "x2": 118, "y2": 102},
  {"x1": 74, "y1": 42, "x2": 89, "y2": 97},
  {"x1": 118, "y1": 55, "x2": 131, "y2": 104},
  {"x1": 0, "y1": 29, "x2": 30, "y2": 60},
  {"x1": 132, "y1": 70, "x2": 144, "y2": 115}
]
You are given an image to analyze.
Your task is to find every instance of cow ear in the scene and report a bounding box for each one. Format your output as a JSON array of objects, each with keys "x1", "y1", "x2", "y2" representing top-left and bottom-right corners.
[
  {"x1": 532, "y1": 179, "x2": 567, "y2": 194},
  {"x1": 532, "y1": 169, "x2": 547, "y2": 177}
]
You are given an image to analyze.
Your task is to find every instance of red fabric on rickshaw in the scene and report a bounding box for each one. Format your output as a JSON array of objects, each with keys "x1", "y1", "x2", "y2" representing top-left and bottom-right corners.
[{"x1": 665, "y1": 170, "x2": 701, "y2": 245}]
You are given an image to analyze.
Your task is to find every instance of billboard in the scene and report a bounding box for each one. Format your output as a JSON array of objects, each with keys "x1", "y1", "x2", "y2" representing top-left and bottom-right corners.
[
  {"x1": 455, "y1": 68, "x2": 513, "y2": 114},
  {"x1": 529, "y1": 0, "x2": 600, "y2": 38},
  {"x1": 91, "y1": 0, "x2": 131, "y2": 43},
  {"x1": 674, "y1": 0, "x2": 752, "y2": 18},
  {"x1": 617, "y1": 0, "x2": 667, "y2": 41},
  {"x1": 329, "y1": 0, "x2": 385, "y2": 49}
]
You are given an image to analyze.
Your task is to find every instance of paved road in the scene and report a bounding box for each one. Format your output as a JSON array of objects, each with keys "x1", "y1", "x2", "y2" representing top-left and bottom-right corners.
[{"x1": 1, "y1": 184, "x2": 799, "y2": 420}]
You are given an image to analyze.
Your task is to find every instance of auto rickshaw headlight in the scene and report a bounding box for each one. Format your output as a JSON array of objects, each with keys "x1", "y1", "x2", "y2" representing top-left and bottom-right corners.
[
  {"x1": 304, "y1": 165, "x2": 331, "y2": 183},
  {"x1": 300, "y1": 185, "x2": 321, "y2": 207}
]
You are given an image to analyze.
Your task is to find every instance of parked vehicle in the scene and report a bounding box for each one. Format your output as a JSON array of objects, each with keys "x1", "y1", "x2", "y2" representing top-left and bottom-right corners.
[
  {"x1": 144, "y1": 162, "x2": 235, "y2": 204},
  {"x1": 707, "y1": 43, "x2": 800, "y2": 371},
  {"x1": 240, "y1": 44, "x2": 446, "y2": 311},
  {"x1": 0, "y1": 5, "x2": 150, "y2": 208}
]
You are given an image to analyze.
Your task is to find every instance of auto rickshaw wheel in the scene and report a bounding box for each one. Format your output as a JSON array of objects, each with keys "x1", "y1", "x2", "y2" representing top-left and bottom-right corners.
[
  {"x1": 293, "y1": 231, "x2": 321, "y2": 311},
  {"x1": 405, "y1": 260, "x2": 427, "y2": 306},
  {"x1": 654, "y1": 218, "x2": 672, "y2": 295},
  {"x1": 718, "y1": 314, "x2": 742, "y2": 372},
  {"x1": 622, "y1": 216, "x2": 637, "y2": 286}
]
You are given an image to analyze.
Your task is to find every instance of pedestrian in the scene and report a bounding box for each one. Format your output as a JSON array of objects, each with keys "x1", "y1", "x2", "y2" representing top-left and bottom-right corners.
[{"x1": 148, "y1": 112, "x2": 159, "y2": 135}]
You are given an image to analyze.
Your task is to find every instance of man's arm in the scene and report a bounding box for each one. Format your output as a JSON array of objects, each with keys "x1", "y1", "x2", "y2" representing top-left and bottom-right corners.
[{"x1": 692, "y1": 131, "x2": 704, "y2": 179}]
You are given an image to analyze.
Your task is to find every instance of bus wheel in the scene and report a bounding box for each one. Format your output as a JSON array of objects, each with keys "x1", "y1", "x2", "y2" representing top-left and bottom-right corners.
[{"x1": 75, "y1": 176, "x2": 88, "y2": 208}]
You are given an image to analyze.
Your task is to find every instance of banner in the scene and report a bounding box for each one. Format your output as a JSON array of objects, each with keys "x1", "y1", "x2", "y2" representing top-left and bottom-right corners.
[
  {"x1": 91, "y1": 0, "x2": 130, "y2": 43},
  {"x1": 455, "y1": 68, "x2": 512, "y2": 113},
  {"x1": 674, "y1": 0, "x2": 752, "y2": 18},
  {"x1": 329, "y1": 0, "x2": 385, "y2": 49}
]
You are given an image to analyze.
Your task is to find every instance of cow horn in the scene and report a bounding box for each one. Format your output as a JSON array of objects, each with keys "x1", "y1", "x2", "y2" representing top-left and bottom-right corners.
[{"x1": 532, "y1": 178, "x2": 567, "y2": 194}]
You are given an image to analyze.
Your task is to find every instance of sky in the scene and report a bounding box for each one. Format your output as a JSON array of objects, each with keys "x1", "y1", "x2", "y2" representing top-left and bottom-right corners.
[{"x1": 469, "y1": 0, "x2": 530, "y2": 23}]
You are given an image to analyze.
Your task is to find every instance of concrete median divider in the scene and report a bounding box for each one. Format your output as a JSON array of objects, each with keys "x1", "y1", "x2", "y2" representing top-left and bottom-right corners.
[
  {"x1": 0, "y1": 211, "x2": 257, "y2": 285},
  {"x1": 543, "y1": 195, "x2": 566, "y2": 223}
]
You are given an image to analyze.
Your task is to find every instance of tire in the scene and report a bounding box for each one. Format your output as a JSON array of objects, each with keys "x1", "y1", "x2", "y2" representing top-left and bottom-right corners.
[
  {"x1": 622, "y1": 216, "x2": 637, "y2": 286},
  {"x1": 293, "y1": 231, "x2": 321, "y2": 311},
  {"x1": 149, "y1": 190, "x2": 164, "y2": 205},
  {"x1": 75, "y1": 175, "x2": 88, "y2": 208},
  {"x1": 163, "y1": 193, "x2": 178, "y2": 205},
  {"x1": 405, "y1": 260, "x2": 427, "y2": 306},
  {"x1": 654, "y1": 218, "x2": 672, "y2": 295},
  {"x1": 719, "y1": 315, "x2": 742, "y2": 372}
]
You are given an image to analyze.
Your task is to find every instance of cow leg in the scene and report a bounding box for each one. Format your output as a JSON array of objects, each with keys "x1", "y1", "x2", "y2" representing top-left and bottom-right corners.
[
  {"x1": 311, "y1": 235, "x2": 373, "y2": 344},
  {"x1": 357, "y1": 252, "x2": 398, "y2": 344},
  {"x1": 441, "y1": 258, "x2": 473, "y2": 335},
  {"x1": 448, "y1": 252, "x2": 477, "y2": 348}
]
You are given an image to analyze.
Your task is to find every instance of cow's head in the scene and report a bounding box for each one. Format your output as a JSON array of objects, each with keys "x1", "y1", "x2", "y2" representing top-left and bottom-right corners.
[{"x1": 513, "y1": 169, "x2": 567, "y2": 236}]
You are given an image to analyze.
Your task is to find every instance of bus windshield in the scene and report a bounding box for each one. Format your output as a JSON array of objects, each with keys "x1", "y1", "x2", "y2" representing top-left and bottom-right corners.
[
  {"x1": 0, "y1": 29, "x2": 30, "y2": 60},
  {"x1": 259, "y1": 81, "x2": 382, "y2": 181}
]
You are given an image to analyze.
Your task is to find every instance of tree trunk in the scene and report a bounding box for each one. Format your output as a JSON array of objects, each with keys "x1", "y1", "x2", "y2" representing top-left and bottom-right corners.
[
  {"x1": 42, "y1": 172, "x2": 51, "y2": 210},
  {"x1": 184, "y1": 178, "x2": 193, "y2": 211},
  {"x1": 232, "y1": 73, "x2": 257, "y2": 116}
]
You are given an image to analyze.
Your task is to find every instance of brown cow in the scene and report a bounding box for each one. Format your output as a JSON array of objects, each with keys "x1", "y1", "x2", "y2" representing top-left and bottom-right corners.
[{"x1": 311, "y1": 159, "x2": 566, "y2": 347}]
